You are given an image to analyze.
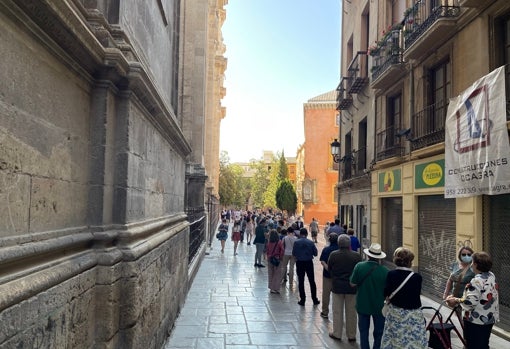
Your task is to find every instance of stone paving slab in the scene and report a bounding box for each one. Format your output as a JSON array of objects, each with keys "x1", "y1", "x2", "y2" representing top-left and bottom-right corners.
[{"x1": 164, "y1": 223, "x2": 509, "y2": 349}]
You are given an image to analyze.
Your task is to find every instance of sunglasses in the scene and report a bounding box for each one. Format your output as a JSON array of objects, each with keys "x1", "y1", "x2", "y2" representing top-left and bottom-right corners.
[{"x1": 461, "y1": 253, "x2": 472, "y2": 257}]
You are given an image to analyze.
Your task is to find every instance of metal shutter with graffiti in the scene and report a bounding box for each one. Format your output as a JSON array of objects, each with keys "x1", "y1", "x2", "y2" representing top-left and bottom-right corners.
[
  {"x1": 418, "y1": 195, "x2": 456, "y2": 300},
  {"x1": 483, "y1": 194, "x2": 510, "y2": 331}
]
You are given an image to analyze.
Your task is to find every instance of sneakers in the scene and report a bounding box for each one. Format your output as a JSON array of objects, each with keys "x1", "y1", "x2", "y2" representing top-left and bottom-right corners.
[
  {"x1": 313, "y1": 299, "x2": 320, "y2": 305},
  {"x1": 320, "y1": 312, "x2": 328, "y2": 318}
]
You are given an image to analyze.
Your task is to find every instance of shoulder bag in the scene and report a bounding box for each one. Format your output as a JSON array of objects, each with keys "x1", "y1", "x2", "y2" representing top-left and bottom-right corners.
[
  {"x1": 357, "y1": 264, "x2": 378, "y2": 287},
  {"x1": 382, "y1": 271, "x2": 414, "y2": 317},
  {"x1": 269, "y1": 242, "x2": 280, "y2": 266}
]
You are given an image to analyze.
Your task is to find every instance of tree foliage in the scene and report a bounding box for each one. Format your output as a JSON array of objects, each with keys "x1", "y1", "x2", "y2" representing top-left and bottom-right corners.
[
  {"x1": 219, "y1": 151, "x2": 250, "y2": 208},
  {"x1": 249, "y1": 161, "x2": 269, "y2": 208},
  {"x1": 275, "y1": 179, "x2": 297, "y2": 214},
  {"x1": 278, "y1": 151, "x2": 289, "y2": 181}
]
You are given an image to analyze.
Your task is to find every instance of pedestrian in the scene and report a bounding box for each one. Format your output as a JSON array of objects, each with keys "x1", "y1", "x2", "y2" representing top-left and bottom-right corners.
[
  {"x1": 244, "y1": 215, "x2": 254, "y2": 245},
  {"x1": 292, "y1": 228, "x2": 320, "y2": 306},
  {"x1": 327, "y1": 219, "x2": 342, "y2": 235},
  {"x1": 231, "y1": 219, "x2": 241, "y2": 256},
  {"x1": 253, "y1": 218, "x2": 267, "y2": 268},
  {"x1": 309, "y1": 217, "x2": 319, "y2": 243},
  {"x1": 281, "y1": 227, "x2": 297, "y2": 287},
  {"x1": 324, "y1": 221, "x2": 330, "y2": 241},
  {"x1": 381, "y1": 247, "x2": 427, "y2": 349},
  {"x1": 319, "y1": 233, "x2": 339, "y2": 319},
  {"x1": 216, "y1": 219, "x2": 229, "y2": 253},
  {"x1": 443, "y1": 245, "x2": 475, "y2": 300},
  {"x1": 347, "y1": 228, "x2": 361, "y2": 252},
  {"x1": 327, "y1": 234, "x2": 362, "y2": 342},
  {"x1": 240, "y1": 214, "x2": 246, "y2": 243},
  {"x1": 295, "y1": 216, "x2": 304, "y2": 229},
  {"x1": 446, "y1": 251, "x2": 499, "y2": 349},
  {"x1": 266, "y1": 229, "x2": 284, "y2": 294},
  {"x1": 443, "y1": 245, "x2": 475, "y2": 318},
  {"x1": 350, "y1": 243, "x2": 388, "y2": 349}
]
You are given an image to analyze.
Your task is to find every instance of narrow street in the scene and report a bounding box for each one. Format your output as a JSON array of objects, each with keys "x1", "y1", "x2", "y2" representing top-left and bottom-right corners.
[{"x1": 163, "y1": 223, "x2": 508, "y2": 348}]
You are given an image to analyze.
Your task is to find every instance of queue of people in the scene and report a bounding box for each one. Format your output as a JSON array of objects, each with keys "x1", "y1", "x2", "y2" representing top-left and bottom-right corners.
[{"x1": 215, "y1": 211, "x2": 500, "y2": 349}]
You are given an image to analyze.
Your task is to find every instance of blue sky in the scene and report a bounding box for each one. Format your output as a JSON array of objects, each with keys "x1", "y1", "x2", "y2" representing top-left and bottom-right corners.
[{"x1": 220, "y1": 0, "x2": 341, "y2": 163}]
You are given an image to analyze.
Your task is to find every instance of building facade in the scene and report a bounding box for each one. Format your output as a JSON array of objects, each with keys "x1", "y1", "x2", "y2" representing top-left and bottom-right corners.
[
  {"x1": 0, "y1": 0, "x2": 226, "y2": 347},
  {"x1": 338, "y1": 0, "x2": 510, "y2": 332},
  {"x1": 302, "y1": 91, "x2": 340, "y2": 227}
]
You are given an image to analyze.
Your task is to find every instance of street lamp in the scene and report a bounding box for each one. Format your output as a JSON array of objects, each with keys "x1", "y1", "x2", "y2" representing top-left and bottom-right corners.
[{"x1": 330, "y1": 139, "x2": 341, "y2": 163}]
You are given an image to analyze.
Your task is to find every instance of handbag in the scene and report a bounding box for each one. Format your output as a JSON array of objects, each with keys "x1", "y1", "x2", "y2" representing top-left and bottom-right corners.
[
  {"x1": 269, "y1": 242, "x2": 280, "y2": 266},
  {"x1": 382, "y1": 271, "x2": 414, "y2": 317}
]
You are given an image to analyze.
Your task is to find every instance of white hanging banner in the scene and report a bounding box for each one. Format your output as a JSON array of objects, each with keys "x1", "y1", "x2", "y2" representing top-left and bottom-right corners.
[{"x1": 444, "y1": 66, "x2": 510, "y2": 198}]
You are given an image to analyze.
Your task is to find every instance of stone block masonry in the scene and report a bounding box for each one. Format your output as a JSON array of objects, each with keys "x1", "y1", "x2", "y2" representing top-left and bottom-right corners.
[{"x1": 0, "y1": 0, "x2": 196, "y2": 348}]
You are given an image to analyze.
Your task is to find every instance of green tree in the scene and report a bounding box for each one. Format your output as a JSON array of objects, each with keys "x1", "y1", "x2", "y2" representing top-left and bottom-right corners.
[
  {"x1": 277, "y1": 151, "x2": 289, "y2": 181},
  {"x1": 249, "y1": 161, "x2": 269, "y2": 208},
  {"x1": 275, "y1": 179, "x2": 297, "y2": 214},
  {"x1": 263, "y1": 156, "x2": 279, "y2": 208},
  {"x1": 219, "y1": 152, "x2": 236, "y2": 206}
]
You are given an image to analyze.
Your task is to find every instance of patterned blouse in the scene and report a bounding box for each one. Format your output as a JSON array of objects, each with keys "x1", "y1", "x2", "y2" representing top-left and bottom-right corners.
[{"x1": 461, "y1": 271, "x2": 499, "y2": 325}]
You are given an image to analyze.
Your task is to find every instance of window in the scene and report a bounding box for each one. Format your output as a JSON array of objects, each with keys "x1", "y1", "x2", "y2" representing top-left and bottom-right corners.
[
  {"x1": 386, "y1": 93, "x2": 402, "y2": 147},
  {"x1": 391, "y1": 0, "x2": 406, "y2": 24},
  {"x1": 429, "y1": 60, "x2": 451, "y2": 128},
  {"x1": 358, "y1": 118, "x2": 368, "y2": 171}
]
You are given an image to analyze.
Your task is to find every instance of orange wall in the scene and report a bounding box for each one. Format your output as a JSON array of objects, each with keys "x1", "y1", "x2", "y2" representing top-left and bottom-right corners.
[{"x1": 303, "y1": 105, "x2": 339, "y2": 227}]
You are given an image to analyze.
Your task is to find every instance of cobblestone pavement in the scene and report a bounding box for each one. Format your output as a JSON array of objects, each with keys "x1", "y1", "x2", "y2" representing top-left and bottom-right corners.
[{"x1": 163, "y1": 223, "x2": 509, "y2": 349}]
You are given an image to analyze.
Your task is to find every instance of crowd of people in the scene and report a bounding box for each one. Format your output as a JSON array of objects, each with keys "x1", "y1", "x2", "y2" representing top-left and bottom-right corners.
[{"x1": 217, "y1": 209, "x2": 500, "y2": 349}]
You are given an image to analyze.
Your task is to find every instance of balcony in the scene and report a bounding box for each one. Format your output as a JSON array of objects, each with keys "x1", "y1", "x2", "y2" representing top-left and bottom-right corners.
[
  {"x1": 340, "y1": 147, "x2": 368, "y2": 181},
  {"x1": 403, "y1": 0, "x2": 461, "y2": 60},
  {"x1": 370, "y1": 30, "x2": 406, "y2": 90},
  {"x1": 376, "y1": 126, "x2": 404, "y2": 161},
  {"x1": 411, "y1": 101, "x2": 447, "y2": 151},
  {"x1": 336, "y1": 77, "x2": 353, "y2": 110},
  {"x1": 347, "y1": 51, "x2": 369, "y2": 94}
]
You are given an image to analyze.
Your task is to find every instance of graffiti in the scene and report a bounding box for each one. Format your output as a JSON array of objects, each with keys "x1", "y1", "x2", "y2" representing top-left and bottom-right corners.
[
  {"x1": 457, "y1": 239, "x2": 473, "y2": 250},
  {"x1": 419, "y1": 229, "x2": 456, "y2": 265}
]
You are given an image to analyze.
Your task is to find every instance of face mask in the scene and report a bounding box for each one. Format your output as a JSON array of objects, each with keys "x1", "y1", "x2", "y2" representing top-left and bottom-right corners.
[{"x1": 461, "y1": 255, "x2": 472, "y2": 263}]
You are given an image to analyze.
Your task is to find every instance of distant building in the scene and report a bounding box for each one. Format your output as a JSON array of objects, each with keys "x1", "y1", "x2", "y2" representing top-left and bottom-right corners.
[{"x1": 301, "y1": 91, "x2": 340, "y2": 227}]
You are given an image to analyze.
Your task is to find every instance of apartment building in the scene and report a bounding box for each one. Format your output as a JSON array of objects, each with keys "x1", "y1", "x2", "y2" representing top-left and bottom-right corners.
[{"x1": 338, "y1": 0, "x2": 510, "y2": 331}]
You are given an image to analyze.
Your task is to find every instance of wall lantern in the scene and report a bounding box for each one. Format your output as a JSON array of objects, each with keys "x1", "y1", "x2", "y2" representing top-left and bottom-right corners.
[{"x1": 330, "y1": 139, "x2": 341, "y2": 163}]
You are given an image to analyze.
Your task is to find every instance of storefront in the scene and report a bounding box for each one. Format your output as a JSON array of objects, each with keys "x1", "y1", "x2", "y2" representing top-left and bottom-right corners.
[{"x1": 483, "y1": 194, "x2": 510, "y2": 330}]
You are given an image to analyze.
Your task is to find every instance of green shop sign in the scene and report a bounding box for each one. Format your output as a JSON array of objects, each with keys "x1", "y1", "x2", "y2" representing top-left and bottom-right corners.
[
  {"x1": 415, "y1": 159, "x2": 445, "y2": 189},
  {"x1": 378, "y1": 169, "x2": 401, "y2": 192}
]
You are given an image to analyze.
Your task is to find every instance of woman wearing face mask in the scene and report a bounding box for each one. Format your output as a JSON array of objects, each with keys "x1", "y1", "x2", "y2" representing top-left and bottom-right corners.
[
  {"x1": 443, "y1": 246, "x2": 475, "y2": 301},
  {"x1": 446, "y1": 251, "x2": 499, "y2": 349}
]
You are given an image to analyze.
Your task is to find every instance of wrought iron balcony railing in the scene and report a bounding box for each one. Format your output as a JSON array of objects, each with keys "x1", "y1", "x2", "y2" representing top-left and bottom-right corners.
[
  {"x1": 340, "y1": 147, "x2": 368, "y2": 181},
  {"x1": 336, "y1": 77, "x2": 353, "y2": 110},
  {"x1": 376, "y1": 126, "x2": 404, "y2": 161},
  {"x1": 371, "y1": 29, "x2": 404, "y2": 82},
  {"x1": 411, "y1": 100, "x2": 447, "y2": 151},
  {"x1": 404, "y1": 0, "x2": 461, "y2": 50},
  {"x1": 347, "y1": 51, "x2": 369, "y2": 94}
]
